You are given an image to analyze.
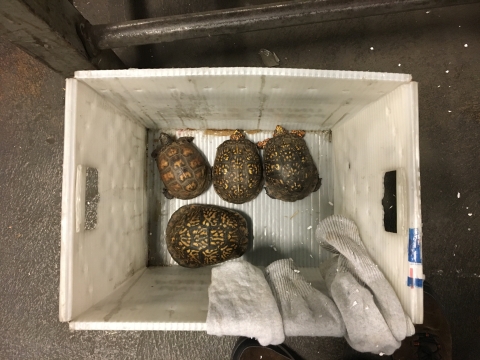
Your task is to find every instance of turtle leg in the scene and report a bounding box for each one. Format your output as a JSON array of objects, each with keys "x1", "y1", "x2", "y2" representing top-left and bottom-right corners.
[
  {"x1": 291, "y1": 130, "x2": 306, "y2": 138},
  {"x1": 178, "y1": 136, "x2": 194, "y2": 143},
  {"x1": 151, "y1": 146, "x2": 160, "y2": 159},
  {"x1": 264, "y1": 186, "x2": 277, "y2": 200},
  {"x1": 257, "y1": 138, "x2": 270, "y2": 149},
  {"x1": 313, "y1": 177, "x2": 322, "y2": 192},
  {"x1": 162, "y1": 188, "x2": 175, "y2": 199}
]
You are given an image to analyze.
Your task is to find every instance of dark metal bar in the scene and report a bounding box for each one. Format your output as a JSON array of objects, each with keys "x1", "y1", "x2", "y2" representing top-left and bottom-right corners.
[
  {"x1": 0, "y1": 0, "x2": 124, "y2": 76},
  {"x1": 91, "y1": 0, "x2": 479, "y2": 50}
]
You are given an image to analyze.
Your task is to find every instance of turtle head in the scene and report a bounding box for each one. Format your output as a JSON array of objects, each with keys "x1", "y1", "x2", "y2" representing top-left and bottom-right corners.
[
  {"x1": 290, "y1": 130, "x2": 306, "y2": 138},
  {"x1": 160, "y1": 132, "x2": 174, "y2": 146},
  {"x1": 151, "y1": 133, "x2": 174, "y2": 159},
  {"x1": 257, "y1": 139, "x2": 269, "y2": 149},
  {"x1": 230, "y1": 129, "x2": 245, "y2": 141},
  {"x1": 273, "y1": 125, "x2": 288, "y2": 137},
  {"x1": 155, "y1": 132, "x2": 174, "y2": 155}
]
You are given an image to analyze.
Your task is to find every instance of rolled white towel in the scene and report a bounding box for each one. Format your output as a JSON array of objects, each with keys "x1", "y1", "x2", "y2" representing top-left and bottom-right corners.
[
  {"x1": 265, "y1": 259, "x2": 345, "y2": 338},
  {"x1": 316, "y1": 215, "x2": 415, "y2": 355},
  {"x1": 207, "y1": 260, "x2": 285, "y2": 346}
]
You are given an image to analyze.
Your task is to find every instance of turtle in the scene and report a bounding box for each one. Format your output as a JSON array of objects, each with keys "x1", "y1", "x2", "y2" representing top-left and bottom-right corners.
[
  {"x1": 257, "y1": 125, "x2": 321, "y2": 202},
  {"x1": 152, "y1": 133, "x2": 211, "y2": 200},
  {"x1": 166, "y1": 204, "x2": 249, "y2": 268},
  {"x1": 213, "y1": 130, "x2": 263, "y2": 204}
]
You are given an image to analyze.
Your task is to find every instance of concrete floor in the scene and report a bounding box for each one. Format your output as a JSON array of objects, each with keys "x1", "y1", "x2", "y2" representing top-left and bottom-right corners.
[{"x1": 1, "y1": 2, "x2": 479, "y2": 359}]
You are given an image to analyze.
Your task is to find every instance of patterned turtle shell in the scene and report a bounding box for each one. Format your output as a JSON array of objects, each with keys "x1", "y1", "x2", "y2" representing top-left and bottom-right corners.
[
  {"x1": 166, "y1": 204, "x2": 249, "y2": 268},
  {"x1": 213, "y1": 130, "x2": 263, "y2": 204},
  {"x1": 153, "y1": 133, "x2": 211, "y2": 200},
  {"x1": 258, "y1": 125, "x2": 321, "y2": 202}
]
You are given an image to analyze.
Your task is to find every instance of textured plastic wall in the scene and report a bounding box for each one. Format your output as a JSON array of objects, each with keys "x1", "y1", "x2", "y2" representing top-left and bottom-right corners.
[
  {"x1": 74, "y1": 68, "x2": 411, "y2": 131},
  {"x1": 333, "y1": 83, "x2": 423, "y2": 323},
  {"x1": 60, "y1": 80, "x2": 147, "y2": 322}
]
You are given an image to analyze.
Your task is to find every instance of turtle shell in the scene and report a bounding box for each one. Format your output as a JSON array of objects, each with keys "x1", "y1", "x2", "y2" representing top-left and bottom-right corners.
[
  {"x1": 213, "y1": 130, "x2": 263, "y2": 204},
  {"x1": 261, "y1": 126, "x2": 321, "y2": 202},
  {"x1": 156, "y1": 135, "x2": 211, "y2": 200},
  {"x1": 166, "y1": 204, "x2": 249, "y2": 268}
]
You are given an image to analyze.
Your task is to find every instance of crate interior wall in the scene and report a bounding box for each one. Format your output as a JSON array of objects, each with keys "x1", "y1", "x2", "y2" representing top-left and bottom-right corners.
[{"x1": 60, "y1": 68, "x2": 423, "y2": 330}]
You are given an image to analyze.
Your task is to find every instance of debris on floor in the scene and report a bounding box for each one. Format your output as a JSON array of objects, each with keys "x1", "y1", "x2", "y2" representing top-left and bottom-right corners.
[{"x1": 258, "y1": 49, "x2": 280, "y2": 67}]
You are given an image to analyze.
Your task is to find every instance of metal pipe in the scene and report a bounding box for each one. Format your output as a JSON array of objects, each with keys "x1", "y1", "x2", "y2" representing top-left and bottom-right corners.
[{"x1": 91, "y1": 0, "x2": 479, "y2": 49}]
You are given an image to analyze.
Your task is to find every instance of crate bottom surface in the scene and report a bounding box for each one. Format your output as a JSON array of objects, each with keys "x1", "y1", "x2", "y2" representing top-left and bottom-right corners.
[{"x1": 148, "y1": 129, "x2": 334, "y2": 268}]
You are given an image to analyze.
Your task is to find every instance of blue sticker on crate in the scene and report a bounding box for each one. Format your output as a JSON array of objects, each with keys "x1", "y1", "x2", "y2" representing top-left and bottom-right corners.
[
  {"x1": 407, "y1": 277, "x2": 423, "y2": 288},
  {"x1": 407, "y1": 267, "x2": 423, "y2": 288},
  {"x1": 408, "y1": 228, "x2": 422, "y2": 264}
]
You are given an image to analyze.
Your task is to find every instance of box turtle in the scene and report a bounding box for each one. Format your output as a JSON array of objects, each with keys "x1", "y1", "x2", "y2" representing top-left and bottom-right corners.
[
  {"x1": 166, "y1": 204, "x2": 249, "y2": 268},
  {"x1": 153, "y1": 133, "x2": 211, "y2": 200},
  {"x1": 257, "y1": 125, "x2": 321, "y2": 202},
  {"x1": 213, "y1": 130, "x2": 263, "y2": 204}
]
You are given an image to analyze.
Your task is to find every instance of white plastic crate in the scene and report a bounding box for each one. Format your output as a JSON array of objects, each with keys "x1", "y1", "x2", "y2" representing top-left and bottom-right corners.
[{"x1": 60, "y1": 68, "x2": 423, "y2": 330}]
